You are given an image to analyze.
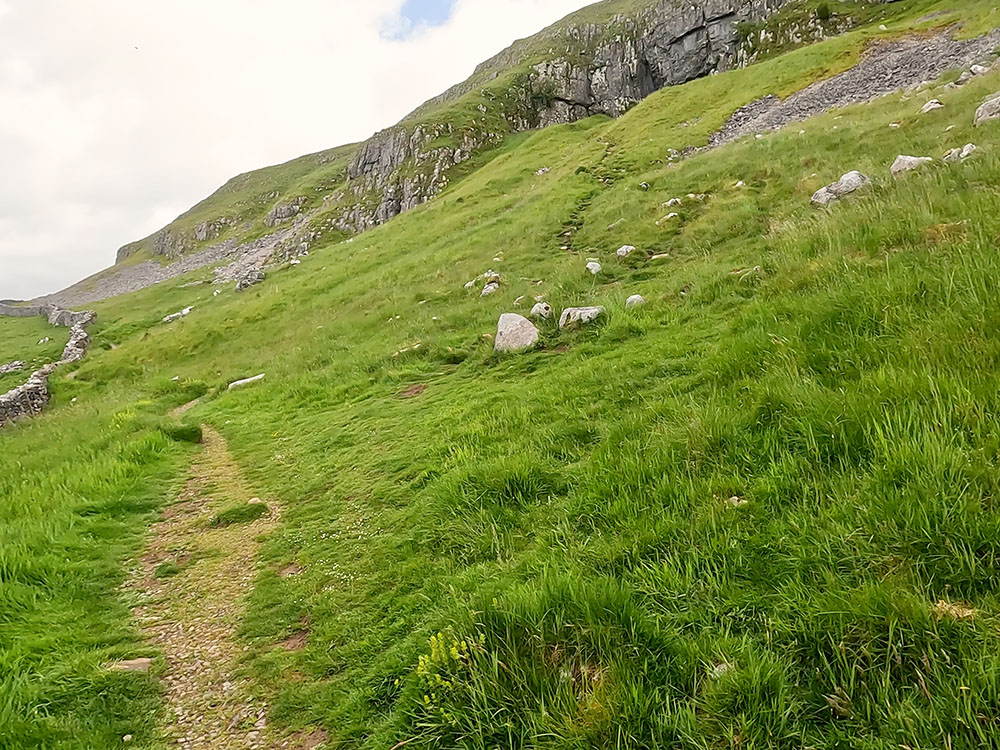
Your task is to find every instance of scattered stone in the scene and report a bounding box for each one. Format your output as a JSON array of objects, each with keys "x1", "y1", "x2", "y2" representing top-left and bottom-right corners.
[
  {"x1": 686, "y1": 193, "x2": 707, "y2": 201},
  {"x1": 586, "y1": 261, "x2": 602, "y2": 275},
  {"x1": 734, "y1": 180, "x2": 745, "y2": 187},
  {"x1": 616, "y1": 244, "x2": 636, "y2": 258},
  {"x1": 248, "y1": 497, "x2": 264, "y2": 505},
  {"x1": 163, "y1": 306, "x2": 194, "y2": 323},
  {"x1": 811, "y1": 171, "x2": 871, "y2": 206},
  {"x1": 919, "y1": 99, "x2": 944, "y2": 114},
  {"x1": 0, "y1": 361, "x2": 25, "y2": 376},
  {"x1": 228, "y1": 374, "x2": 265, "y2": 391},
  {"x1": 944, "y1": 143, "x2": 978, "y2": 162},
  {"x1": 111, "y1": 658, "x2": 153, "y2": 673},
  {"x1": 530, "y1": 302, "x2": 553, "y2": 320},
  {"x1": 975, "y1": 93, "x2": 1000, "y2": 125},
  {"x1": 481, "y1": 274, "x2": 501, "y2": 296},
  {"x1": 888, "y1": 121, "x2": 901, "y2": 128},
  {"x1": 494, "y1": 313, "x2": 539, "y2": 353},
  {"x1": 535, "y1": 167, "x2": 550, "y2": 175},
  {"x1": 123, "y1": 735, "x2": 133, "y2": 743},
  {"x1": 663, "y1": 197, "x2": 682, "y2": 207},
  {"x1": 971, "y1": 64, "x2": 990, "y2": 75},
  {"x1": 727, "y1": 495, "x2": 749, "y2": 508},
  {"x1": 891, "y1": 154, "x2": 933, "y2": 175},
  {"x1": 625, "y1": 295, "x2": 646, "y2": 308},
  {"x1": 650, "y1": 253, "x2": 671, "y2": 262},
  {"x1": 639, "y1": 182, "x2": 650, "y2": 191},
  {"x1": 559, "y1": 306, "x2": 605, "y2": 329},
  {"x1": 38, "y1": 337, "x2": 50, "y2": 345},
  {"x1": 235, "y1": 269, "x2": 265, "y2": 292}
]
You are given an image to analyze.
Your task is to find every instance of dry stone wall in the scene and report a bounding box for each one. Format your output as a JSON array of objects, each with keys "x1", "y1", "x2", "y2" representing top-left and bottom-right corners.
[{"x1": 0, "y1": 304, "x2": 96, "y2": 427}]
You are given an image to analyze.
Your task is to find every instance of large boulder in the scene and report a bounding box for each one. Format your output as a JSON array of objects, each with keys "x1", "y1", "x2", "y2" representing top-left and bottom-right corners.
[
  {"x1": 494, "y1": 313, "x2": 539, "y2": 352},
  {"x1": 811, "y1": 171, "x2": 871, "y2": 206},
  {"x1": 559, "y1": 306, "x2": 605, "y2": 329},
  {"x1": 975, "y1": 93, "x2": 1000, "y2": 126},
  {"x1": 890, "y1": 155, "x2": 933, "y2": 175}
]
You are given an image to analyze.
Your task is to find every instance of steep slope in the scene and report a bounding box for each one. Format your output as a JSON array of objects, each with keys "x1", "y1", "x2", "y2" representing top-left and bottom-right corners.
[
  {"x1": 104, "y1": 0, "x2": 893, "y2": 268},
  {"x1": 7, "y1": 0, "x2": 1000, "y2": 748}
]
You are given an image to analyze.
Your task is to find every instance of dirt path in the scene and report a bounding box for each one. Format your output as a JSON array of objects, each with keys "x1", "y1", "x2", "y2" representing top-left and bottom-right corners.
[{"x1": 129, "y1": 425, "x2": 281, "y2": 749}]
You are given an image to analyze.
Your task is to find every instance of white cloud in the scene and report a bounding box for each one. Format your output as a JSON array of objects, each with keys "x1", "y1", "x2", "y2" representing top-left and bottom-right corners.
[{"x1": 0, "y1": 0, "x2": 590, "y2": 300}]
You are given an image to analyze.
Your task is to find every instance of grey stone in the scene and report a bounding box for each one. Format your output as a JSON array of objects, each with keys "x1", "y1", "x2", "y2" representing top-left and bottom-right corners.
[
  {"x1": 559, "y1": 306, "x2": 605, "y2": 329},
  {"x1": 530, "y1": 302, "x2": 553, "y2": 320},
  {"x1": 919, "y1": 99, "x2": 944, "y2": 114},
  {"x1": 586, "y1": 261, "x2": 602, "y2": 275},
  {"x1": 944, "y1": 143, "x2": 978, "y2": 162},
  {"x1": 891, "y1": 155, "x2": 933, "y2": 175},
  {"x1": 811, "y1": 171, "x2": 870, "y2": 206},
  {"x1": 0, "y1": 361, "x2": 25, "y2": 375},
  {"x1": 975, "y1": 93, "x2": 1000, "y2": 125},
  {"x1": 494, "y1": 313, "x2": 539, "y2": 352},
  {"x1": 228, "y1": 373, "x2": 266, "y2": 390},
  {"x1": 235, "y1": 269, "x2": 265, "y2": 292},
  {"x1": 163, "y1": 306, "x2": 194, "y2": 323},
  {"x1": 616, "y1": 245, "x2": 636, "y2": 258},
  {"x1": 626, "y1": 294, "x2": 646, "y2": 308}
]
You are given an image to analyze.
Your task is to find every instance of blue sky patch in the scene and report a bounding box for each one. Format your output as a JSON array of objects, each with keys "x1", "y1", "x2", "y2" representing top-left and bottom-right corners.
[{"x1": 400, "y1": 0, "x2": 455, "y2": 28}]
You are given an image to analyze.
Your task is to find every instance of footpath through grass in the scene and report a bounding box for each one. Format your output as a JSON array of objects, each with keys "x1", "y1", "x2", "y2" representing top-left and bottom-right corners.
[{"x1": 5, "y1": 1, "x2": 1000, "y2": 747}]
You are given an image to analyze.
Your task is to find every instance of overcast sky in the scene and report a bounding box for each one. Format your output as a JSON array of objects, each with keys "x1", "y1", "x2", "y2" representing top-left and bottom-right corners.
[{"x1": 0, "y1": 0, "x2": 591, "y2": 300}]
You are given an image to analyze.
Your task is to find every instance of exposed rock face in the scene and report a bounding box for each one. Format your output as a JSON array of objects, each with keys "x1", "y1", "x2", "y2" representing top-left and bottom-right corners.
[
  {"x1": 236, "y1": 269, "x2": 265, "y2": 292},
  {"x1": 330, "y1": 0, "x2": 795, "y2": 233},
  {"x1": 0, "y1": 361, "x2": 25, "y2": 375},
  {"x1": 265, "y1": 198, "x2": 306, "y2": 227}
]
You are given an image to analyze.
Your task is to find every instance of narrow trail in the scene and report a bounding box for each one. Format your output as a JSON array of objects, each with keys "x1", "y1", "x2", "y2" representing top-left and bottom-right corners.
[{"x1": 129, "y1": 425, "x2": 284, "y2": 749}]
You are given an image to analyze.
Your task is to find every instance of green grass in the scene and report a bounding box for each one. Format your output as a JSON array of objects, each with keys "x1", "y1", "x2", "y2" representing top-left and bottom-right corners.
[
  {"x1": 6, "y1": 0, "x2": 1000, "y2": 747},
  {"x1": 209, "y1": 502, "x2": 270, "y2": 527},
  {"x1": 0, "y1": 315, "x2": 68, "y2": 391}
]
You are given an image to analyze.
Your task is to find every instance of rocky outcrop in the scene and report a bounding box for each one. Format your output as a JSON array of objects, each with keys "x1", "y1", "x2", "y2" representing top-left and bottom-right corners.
[
  {"x1": 0, "y1": 305, "x2": 96, "y2": 427},
  {"x1": 330, "y1": 0, "x2": 796, "y2": 232}
]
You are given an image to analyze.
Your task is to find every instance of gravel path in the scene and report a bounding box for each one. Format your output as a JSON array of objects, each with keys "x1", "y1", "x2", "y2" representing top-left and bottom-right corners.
[
  {"x1": 710, "y1": 29, "x2": 1000, "y2": 147},
  {"x1": 130, "y1": 426, "x2": 284, "y2": 749}
]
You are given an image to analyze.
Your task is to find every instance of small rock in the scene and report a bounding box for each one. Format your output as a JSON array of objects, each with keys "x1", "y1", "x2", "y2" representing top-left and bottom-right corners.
[
  {"x1": 513, "y1": 295, "x2": 525, "y2": 305},
  {"x1": 559, "y1": 306, "x2": 605, "y2": 329},
  {"x1": 162, "y1": 306, "x2": 194, "y2": 323},
  {"x1": 38, "y1": 337, "x2": 51, "y2": 345},
  {"x1": 944, "y1": 143, "x2": 978, "y2": 162},
  {"x1": 891, "y1": 154, "x2": 933, "y2": 175},
  {"x1": 639, "y1": 181, "x2": 650, "y2": 191},
  {"x1": 530, "y1": 302, "x2": 553, "y2": 320},
  {"x1": 481, "y1": 274, "x2": 501, "y2": 297},
  {"x1": 248, "y1": 497, "x2": 264, "y2": 505},
  {"x1": 972, "y1": 64, "x2": 990, "y2": 75},
  {"x1": 727, "y1": 495, "x2": 749, "y2": 508},
  {"x1": 494, "y1": 313, "x2": 539, "y2": 353},
  {"x1": 535, "y1": 167, "x2": 550, "y2": 175},
  {"x1": 888, "y1": 121, "x2": 901, "y2": 129},
  {"x1": 586, "y1": 261, "x2": 602, "y2": 275},
  {"x1": 236, "y1": 269, "x2": 265, "y2": 292},
  {"x1": 616, "y1": 244, "x2": 636, "y2": 258},
  {"x1": 228, "y1": 373, "x2": 265, "y2": 390},
  {"x1": 734, "y1": 180, "x2": 745, "y2": 187},
  {"x1": 919, "y1": 99, "x2": 944, "y2": 114},
  {"x1": 625, "y1": 295, "x2": 646, "y2": 309},
  {"x1": 975, "y1": 93, "x2": 1000, "y2": 126},
  {"x1": 811, "y1": 170, "x2": 870, "y2": 206},
  {"x1": 663, "y1": 197, "x2": 682, "y2": 207},
  {"x1": 464, "y1": 280, "x2": 477, "y2": 289},
  {"x1": 123, "y1": 735, "x2": 133, "y2": 743},
  {"x1": 879, "y1": 24, "x2": 888, "y2": 31},
  {"x1": 650, "y1": 253, "x2": 671, "y2": 262}
]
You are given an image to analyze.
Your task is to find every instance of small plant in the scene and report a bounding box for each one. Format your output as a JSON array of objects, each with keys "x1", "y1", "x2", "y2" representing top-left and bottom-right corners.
[
  {"x1": 159, "y1": 422, "x2": 203, "y2": 444},
  {"x1": 209, "y1": 502, "x2": 269, "y2": 527},
  {"x1": 154, "y1": 562, "x2": 183, "y2": 579},
  {"x1": 816, "y1": 3, "x2": 831, "y2": 21}
]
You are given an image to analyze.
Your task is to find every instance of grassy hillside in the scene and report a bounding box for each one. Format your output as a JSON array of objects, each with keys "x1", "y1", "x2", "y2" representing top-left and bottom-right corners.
[{"x1": 6, "y1": 0, "x2": 1000, "y2": 747}]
